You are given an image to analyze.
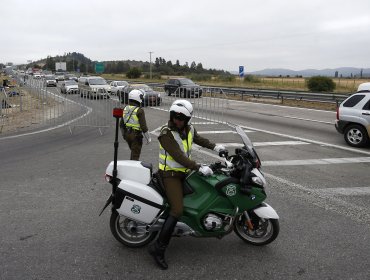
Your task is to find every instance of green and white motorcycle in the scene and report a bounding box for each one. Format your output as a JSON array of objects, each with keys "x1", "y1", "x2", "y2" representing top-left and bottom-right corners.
[{"x1": 101, "y1": 109, "x2": 279, "y2": 247}]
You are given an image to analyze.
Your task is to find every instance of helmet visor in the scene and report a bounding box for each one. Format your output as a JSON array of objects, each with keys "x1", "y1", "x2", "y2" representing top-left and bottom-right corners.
[{"x1": 173, "y1": 112, "x2": 187, "y2": 121}]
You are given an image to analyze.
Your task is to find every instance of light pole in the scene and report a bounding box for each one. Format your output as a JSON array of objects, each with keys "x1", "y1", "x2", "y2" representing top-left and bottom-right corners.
[{"x1": 149, "y1": 51, "x2": 153, "y2": 79}]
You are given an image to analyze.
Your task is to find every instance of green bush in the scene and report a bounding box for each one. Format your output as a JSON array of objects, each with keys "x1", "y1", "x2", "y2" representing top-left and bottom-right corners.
[
  {"x1": 145, "y1": 72, "x2": 161, "y2": 79},
  {"x1": 306, "y1": 76, "x2": 336, "y2": 92},
  {"x1": 188, "y1": 73, "x2": 212, "y2": 82},
  {"x1": 216, "y1": 75, "x2": 236, "y2": 82},
  {"x1": 243, "y1": 75, "x2": 261, "y2": 83},
  {"x1": 126, "y1": 67, "x2": 142, "y2": 79}
]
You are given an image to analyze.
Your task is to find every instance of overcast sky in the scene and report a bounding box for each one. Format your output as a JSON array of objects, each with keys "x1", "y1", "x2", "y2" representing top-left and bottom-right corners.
[{"x1": 2, "y1": 0, "x2": 370, "y2": 72}]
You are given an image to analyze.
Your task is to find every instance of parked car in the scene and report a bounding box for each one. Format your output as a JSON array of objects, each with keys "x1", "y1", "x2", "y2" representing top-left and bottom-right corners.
[
  {"x1": 60, "y1": 80, "x2": 79, "y2": 94},
  {"x1": 79, "y1": 76, "x2": 110, "y2": 99},
  {"x1": 44, "y1": 75, "x2": 57, "y2": 87},
  {"x1": 109, "y1": 80, "x2": 129, "y2": 95},
  {"x1": 120, "y1": 84, "x2": 161, "y2": 106},
  {"x1": 335, "y1": 84, "x2": 370, "y2": 147},
  {"x1": 164, "y1": 78, "x2": 203, "y2": 98}
]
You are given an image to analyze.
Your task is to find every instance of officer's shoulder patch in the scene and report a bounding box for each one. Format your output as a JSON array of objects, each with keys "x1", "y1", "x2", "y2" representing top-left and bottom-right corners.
[{"x1": 160, "y1": 126, "x2": 170, "y2": 136}]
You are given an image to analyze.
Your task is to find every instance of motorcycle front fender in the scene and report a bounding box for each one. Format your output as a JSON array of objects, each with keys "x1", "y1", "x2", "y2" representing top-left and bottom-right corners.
[{"x1": 253, "y1": 202, "x2": 279, "y2": 219}]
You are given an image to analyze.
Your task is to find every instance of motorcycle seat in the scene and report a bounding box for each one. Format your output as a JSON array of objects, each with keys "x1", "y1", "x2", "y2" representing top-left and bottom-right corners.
[{"x1": 150, "y1": 172, "x2": 194, "y2": 197}]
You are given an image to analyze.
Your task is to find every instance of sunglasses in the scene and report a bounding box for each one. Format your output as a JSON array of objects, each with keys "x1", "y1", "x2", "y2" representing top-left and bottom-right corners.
[{"x1": 173, "y1": 113, "x2": 187, "y2": 121}]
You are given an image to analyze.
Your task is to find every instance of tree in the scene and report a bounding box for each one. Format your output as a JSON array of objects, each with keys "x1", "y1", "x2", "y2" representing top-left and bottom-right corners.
[
  {"x1": 126, "y1": 67, "x2": 142, "y2": 79},
  {"x1": 306, "y1": 76, "x2": 336, "y2": 92}
]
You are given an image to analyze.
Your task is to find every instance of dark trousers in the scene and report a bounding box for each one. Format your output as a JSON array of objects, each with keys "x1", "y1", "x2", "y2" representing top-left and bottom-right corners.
[
  {"x1": 123, "y1": 130, "x2": 143, "y2": 160},
  {"x1": 161, "y1": 171, "x2": 186, "y2": 218}
]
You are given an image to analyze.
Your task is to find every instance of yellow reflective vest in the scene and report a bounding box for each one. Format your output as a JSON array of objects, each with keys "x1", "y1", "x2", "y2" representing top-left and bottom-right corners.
[
  {"x1": 159, "y1": 125, "x2": 194, "y2": 172},
  {"x1": 123, "y1": 105, "x2": 140, "y2": 131}
]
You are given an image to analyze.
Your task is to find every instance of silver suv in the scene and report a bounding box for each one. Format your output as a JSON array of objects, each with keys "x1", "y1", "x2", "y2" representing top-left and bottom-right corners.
[{"x1": 335, "y1": 84, "x2": 370, "y2": 147}]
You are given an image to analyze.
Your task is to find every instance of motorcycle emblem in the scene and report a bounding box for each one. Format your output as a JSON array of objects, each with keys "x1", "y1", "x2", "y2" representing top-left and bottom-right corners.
[
  {"x1": 131, "y1": 205, "x2": 141, "y2": 214},
  {"x1": 226, "y1": 185, "x2": 236, "y2": 196}
]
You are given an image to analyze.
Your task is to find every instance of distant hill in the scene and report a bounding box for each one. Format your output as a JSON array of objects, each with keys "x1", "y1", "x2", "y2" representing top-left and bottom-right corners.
[{"x1": 247, "y1": 67, "x2": 370, "y2": 78}]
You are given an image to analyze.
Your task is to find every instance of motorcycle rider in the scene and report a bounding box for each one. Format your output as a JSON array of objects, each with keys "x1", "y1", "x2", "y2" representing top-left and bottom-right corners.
[
  {"x1": 148, "y1": 99, "x2": 226, "y2": 269},
  {"x1": 120, "y1": 89, "x2": 151, "y2": 160}
]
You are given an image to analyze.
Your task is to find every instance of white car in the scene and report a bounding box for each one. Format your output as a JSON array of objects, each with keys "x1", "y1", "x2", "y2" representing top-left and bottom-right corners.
[
  {"x1": 61, "y1": 80, "x2": 79, "y2": 94},
  {"x1": 335, "y1": 83, "x2": 370, "y2": 147},
  {"x1": 109, "y1": 80, "x2": 129, "y2": 95},
  {"x1": 79, "y1": 76, "x2": 110, "y2": 99}
]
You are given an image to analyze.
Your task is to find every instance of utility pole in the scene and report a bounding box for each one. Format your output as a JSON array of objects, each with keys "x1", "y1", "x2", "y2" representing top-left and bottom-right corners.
[{"x1": 149, "y1": 51, "x2": 153, "y2": 79}]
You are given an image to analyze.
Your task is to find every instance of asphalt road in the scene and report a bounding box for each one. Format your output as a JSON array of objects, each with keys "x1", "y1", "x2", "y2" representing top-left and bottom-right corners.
[{"x1": 1, "y1": 90, "x2": 369, "y2": 280}]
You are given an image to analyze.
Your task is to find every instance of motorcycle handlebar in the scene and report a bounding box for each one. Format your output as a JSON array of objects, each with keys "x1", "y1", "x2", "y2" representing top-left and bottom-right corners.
[{"x1": 219, "y1": 150, "x2": 229, "y2": 158}]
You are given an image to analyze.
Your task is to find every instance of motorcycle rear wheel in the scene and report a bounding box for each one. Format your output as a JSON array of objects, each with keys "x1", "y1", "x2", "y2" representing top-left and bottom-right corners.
[
  {"x1": 233, "y1": 213, "x2": 279, "y2": 246},
  {"x1": 110, "y1": 210, "x2": 157, "y2": 248}
]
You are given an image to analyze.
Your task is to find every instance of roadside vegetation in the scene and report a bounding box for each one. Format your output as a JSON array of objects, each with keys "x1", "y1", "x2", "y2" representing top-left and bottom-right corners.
[
  {"x1": 101, "y1": 72, "x2": 369, "y2": 94},
  {"x1": 23, "y1": 52, "x2": 370, "y2": 94}
]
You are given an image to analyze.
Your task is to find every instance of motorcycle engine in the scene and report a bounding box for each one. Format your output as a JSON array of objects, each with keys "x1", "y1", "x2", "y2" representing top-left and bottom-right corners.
[{"x1": 203, "y1": 214, "x2": 223, "y2": 230}]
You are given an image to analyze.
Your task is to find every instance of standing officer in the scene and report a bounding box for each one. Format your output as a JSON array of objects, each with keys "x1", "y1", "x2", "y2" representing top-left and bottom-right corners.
[
  {"x1": 120, "y1": 89, "x2": 151, "y2": 160},
  {"x1": 148, "y1": 99, "x2": 226, "y2": 269}
]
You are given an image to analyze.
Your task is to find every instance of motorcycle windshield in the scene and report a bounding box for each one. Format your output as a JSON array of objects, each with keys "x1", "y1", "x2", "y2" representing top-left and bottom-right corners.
[{"x1": 235, "y1": 126, "x2": 258, "y2": 159}]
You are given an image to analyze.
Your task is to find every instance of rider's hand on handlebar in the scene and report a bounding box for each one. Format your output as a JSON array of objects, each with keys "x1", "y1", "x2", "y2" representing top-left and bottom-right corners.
[
  {"x1": 214, "y1": 144, "x2": 226, "y2": 153},
  {"x1": 214, "y1": 144, "x2": 228, "y2": 158},
  {"x1": 198, "y1": 165, "x2": 213, "y2": 176}
]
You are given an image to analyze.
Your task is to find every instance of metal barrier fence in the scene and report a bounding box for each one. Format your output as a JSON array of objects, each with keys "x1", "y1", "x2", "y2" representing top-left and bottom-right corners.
[
  {"x1": 151, "y1": 86, "x2": 230, "y2": 124},
  {"x1": 0, "y1": 76, "x2": 230, "y2": 136},
  {"x1": 0, "y1": 76, "x2": 88, "y2": 136}
]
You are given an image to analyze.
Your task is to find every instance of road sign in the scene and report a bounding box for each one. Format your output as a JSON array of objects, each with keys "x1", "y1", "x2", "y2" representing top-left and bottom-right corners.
[
  {"x1": 239, "y1": 66, "x2": 244, "y2": 77},
  {"x1": 95, "y1": 62, "x2": 104, "y2": 73}
]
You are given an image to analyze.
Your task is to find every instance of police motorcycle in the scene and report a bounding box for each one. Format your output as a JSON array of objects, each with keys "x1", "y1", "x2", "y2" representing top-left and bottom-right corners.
[{"x1": 100, "y1": 108, "x2": 279, "y2": 247}]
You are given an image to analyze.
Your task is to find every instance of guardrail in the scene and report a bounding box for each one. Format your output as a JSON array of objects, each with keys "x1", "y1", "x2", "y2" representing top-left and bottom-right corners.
[{"x1": 146, "y1": 83, "x2": 350, "y2": 105}]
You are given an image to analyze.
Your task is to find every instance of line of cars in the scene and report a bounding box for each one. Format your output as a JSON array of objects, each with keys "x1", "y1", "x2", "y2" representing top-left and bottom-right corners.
[
  {"x1": 57, "y1": 75, "x2": 162, "y2": 106},
  {"x1": 45, "y1": 74, "x2": 203, "y2": 106}
]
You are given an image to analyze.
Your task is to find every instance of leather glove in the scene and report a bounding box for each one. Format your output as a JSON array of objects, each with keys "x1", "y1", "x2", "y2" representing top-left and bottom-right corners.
[
  {"x1": 198, "y1": 165, "x2": 213, "y2": 176},
  {"x1": 214, "y1": 144, "x2": 226, "y2": 153},
  {"x1": 143, "y1": 132, "x2": 152, "y2": 145}
]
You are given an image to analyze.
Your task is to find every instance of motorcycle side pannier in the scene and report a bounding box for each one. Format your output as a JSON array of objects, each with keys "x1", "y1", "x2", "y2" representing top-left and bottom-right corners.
[{"x1": 115, "y1": 179, "x2": 164, "y2": 223}]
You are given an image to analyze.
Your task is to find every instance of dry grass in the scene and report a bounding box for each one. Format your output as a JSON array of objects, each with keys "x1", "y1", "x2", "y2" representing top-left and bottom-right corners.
[
  {"x1": 101, "y1": 73, "x2": 369, "y2": 94},
  {"x1": 1, "y1": 86, "x2": 58, "y2": 134}
]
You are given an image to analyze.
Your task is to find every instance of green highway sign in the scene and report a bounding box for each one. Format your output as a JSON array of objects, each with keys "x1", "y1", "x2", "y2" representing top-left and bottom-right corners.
[{"x1": 95, "y1": 62, "x2": 104, "y2": 73}]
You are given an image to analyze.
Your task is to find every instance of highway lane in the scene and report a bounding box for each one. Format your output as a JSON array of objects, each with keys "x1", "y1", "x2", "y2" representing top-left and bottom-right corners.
[{"x1": 1, "y1": 92, "x2": 369, "y2": 279}]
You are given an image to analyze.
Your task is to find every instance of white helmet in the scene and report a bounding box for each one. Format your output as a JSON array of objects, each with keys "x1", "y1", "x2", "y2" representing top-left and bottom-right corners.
[
  {"x1": 129, "y1": 89, "x2": 144, "y2": 103},
  {"x1": 169, "y1": 99, "x2": 193, "y2": 124}
]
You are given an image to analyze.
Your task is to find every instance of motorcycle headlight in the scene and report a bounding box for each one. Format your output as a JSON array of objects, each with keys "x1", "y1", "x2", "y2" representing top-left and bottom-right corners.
[{"x1": 251, "y1": 176, "x2": 265, "y2": 187}]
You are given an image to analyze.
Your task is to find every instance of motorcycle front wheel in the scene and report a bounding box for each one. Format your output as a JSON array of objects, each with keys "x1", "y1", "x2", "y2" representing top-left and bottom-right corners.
[
  {"x1": 110, "y1": 210, "x2": 157, "y2": 248},
  {"x1": 233, "y1": 212, "x2": 279, "y2": 246}
]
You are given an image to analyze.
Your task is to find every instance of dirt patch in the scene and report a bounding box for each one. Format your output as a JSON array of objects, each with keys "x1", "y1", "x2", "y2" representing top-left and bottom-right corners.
[{"x1": 1, "y1": 87, "x2": 60, "y2": 134}]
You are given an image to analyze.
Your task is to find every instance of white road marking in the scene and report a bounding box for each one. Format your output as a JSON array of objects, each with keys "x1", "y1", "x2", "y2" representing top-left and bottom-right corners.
[
  {"x1": 218, "y1": 141, "x2": 309, "y2": 147},
  {"x1": 263, "y1": 157, "x2": 370, "y2": 166},
  {"x1": 197, "y1": 130, "x2": 254, "y2": 134},
  {"x1": 191, "y1": 122, "x2": 218, "y2": 125},
  {"x1": 239, "y1": 125, "x2": 370, "y2": 156},
  {"x1": 264, "y1": 172, "x2": 370, "y2": 224},
  {"x1": 280, "y1": 115, "x2": 333, "y2": 125},
  {"x1": 317, "y1": 187, "x2": 370, "y2": 196},
  {"x1": 204, "y1": 96, "x2": 336, "y2": 113}
]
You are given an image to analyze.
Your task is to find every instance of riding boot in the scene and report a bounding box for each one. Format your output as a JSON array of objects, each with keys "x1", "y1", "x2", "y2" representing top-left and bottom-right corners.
[{"x1": 148, "y1": 215, "x2": 178, "y2": 270}]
